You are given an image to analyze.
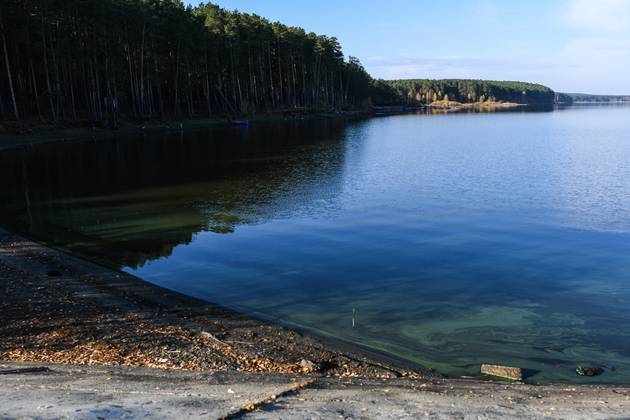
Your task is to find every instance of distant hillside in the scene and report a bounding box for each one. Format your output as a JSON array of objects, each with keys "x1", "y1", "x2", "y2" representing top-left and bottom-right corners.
[
  {"x1": 373, "y1": 79, "x2": 556, "y2": 106},
  {"x1": 556, "y1": 93, "x2": 630, "y2": 104}
]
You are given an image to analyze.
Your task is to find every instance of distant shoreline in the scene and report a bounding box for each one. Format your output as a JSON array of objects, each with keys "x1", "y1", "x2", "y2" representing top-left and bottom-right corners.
[
  {"x1": 0, "y1": 110, "x2": 373, "y2": 153},
  {"x1": 0, "y1": 104, "x2": 523, "y2": 152},
  {"x1": 427, "y1": 100, "x2": 524, "y2": 111},
  {"x1": 570, "y1": 101, "x2": 630, "y2": 104},
  {"x1": 4, "y1": 100, "x2": 629, "y2": 153}
]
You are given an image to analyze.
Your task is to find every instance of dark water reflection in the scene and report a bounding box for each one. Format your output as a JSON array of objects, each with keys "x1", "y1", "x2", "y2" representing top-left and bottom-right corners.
[
  {"x1": 2, "y1": 107, "x2": 630, "y2": 383},
  {"x1": 0, "y1": 121, "x2": 348, "y2": 268}
]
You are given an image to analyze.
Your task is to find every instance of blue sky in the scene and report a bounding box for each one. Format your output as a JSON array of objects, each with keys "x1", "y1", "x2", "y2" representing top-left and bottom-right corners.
[{"x1": 187, "y1": 0, "x2": 630, "y2": 94}]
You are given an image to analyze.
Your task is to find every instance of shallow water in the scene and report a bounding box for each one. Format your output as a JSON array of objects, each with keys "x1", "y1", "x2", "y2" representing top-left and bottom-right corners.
[{"x1": 2, "y1": 106, "x2": 630, "y2": 383}]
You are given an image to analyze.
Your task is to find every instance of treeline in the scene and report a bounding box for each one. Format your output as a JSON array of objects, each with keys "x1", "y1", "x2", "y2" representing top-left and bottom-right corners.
[
  {"x1": 556, "y1": 93, "x2": 630, "y2": 104},
  {"x1": 0, "y1": 0, "x2": 386, "y2": 125},
  {"x1": 380, "y1": 79, "x2": 556, "y2": 106}
]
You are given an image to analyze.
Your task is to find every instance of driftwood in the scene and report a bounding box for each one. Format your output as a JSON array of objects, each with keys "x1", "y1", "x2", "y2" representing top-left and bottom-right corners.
[{"x1": 0, "y1": 367, "x2": 50, "y2": 375}]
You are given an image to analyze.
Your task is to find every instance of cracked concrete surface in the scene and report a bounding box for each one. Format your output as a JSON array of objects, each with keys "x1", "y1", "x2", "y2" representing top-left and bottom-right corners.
[{"x1": 1, "y1": 362, "x2": 630, "y2": 419}]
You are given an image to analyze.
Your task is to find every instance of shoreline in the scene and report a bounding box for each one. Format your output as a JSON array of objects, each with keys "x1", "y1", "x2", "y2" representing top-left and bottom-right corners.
[
  {"x1": 3, "y1": 114, "x2": 630, "y2": 416},
  {"x1": 0, "y1": 112, "x2": 625, "y2": 385},
  {"x1": 0, "y1": 226, "x2": 432, "y2": 379},
  {"x1": 0, "y1": 103, "x2": 532, "y2": 152},
  {"x1": 428, "y1": 100, "x2": 525, "y2": 112},
  {"x1": 2, "y1": 228, "x2": 630, "y2": 417},
  {"x1": 0, "y1": 110, "x2": 373, "y2": 153},
  {"x1": 1, "y1": 225, "x2": 629, "y2": 385}
]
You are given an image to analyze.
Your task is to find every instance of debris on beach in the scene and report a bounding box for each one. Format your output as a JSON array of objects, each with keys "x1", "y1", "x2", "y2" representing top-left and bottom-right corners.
[
  {"x1": 298, "y1": 359, "x2": 319, "y2": 373},
  {"x1": 576, "y1": 366, "x2": 604, "y2": 377},
  {"x1": 480, "y1": 364, "x2": 523, "y2": 381}
]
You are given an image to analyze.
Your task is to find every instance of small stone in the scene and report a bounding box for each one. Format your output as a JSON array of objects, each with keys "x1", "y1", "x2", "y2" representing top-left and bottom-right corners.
[
  {"x1": 576, "y1": 366, "x2": 604, "y2": 377},
  {"x1": 481, "y1": 364, "x2": 523, "y2": 381},
  {"x1": 298, "y1": 359, "x2": 319, "y2": 373}
]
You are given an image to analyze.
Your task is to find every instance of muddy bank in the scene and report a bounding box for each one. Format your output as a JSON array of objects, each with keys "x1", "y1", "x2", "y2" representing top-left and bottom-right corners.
[{"x1": 0, "y1": 227, "x2": 432, "y2": 379}]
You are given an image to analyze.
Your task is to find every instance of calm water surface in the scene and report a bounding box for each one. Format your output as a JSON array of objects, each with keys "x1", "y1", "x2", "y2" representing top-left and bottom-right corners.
[{"x1": 2, "y1": 106, "x2": 630, "y2": 383}]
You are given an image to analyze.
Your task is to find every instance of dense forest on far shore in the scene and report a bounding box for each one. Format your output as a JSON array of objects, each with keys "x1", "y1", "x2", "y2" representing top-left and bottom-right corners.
[
  {"x1": 380, "y1": 79, "x2": 556, "y2": 106},
  {"x1": 0, "y1": 0, "x2": 393, "y2": 126},
  {"x1": 0, "y1": 0, "x2": 599, "y2": 130}
]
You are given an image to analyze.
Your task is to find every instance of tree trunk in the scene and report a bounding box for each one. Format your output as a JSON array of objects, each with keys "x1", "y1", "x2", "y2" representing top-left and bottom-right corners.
[
  {"x1": 174, "y1": 40, "x2": 181, "y2": 116},
  {"x1": 0, "y1": 11, "x2": 19, "y2": 120},
  {"x1": 139, "y1": 23, "x2": 146, "y2": 116},
  {"x1": 267, "y1": 42, "x2": 275, "y2": 108},
  {"x1": 204, "y1": 53, "x2": 212, "y2": 116}
]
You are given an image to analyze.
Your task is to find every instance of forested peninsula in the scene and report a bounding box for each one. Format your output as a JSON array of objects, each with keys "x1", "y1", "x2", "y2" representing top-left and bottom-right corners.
[
  {"x1": 376, "y1": 79, "x2": 555, "y2": 107},
  {"x1": 0, "y1": 0, "x2": 594, "y2": 130}
]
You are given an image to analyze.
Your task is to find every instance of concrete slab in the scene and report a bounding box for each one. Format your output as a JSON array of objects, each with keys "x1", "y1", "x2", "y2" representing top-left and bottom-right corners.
[{"x1": 1, "y1": 362, "x2": 630, "y2": 419}]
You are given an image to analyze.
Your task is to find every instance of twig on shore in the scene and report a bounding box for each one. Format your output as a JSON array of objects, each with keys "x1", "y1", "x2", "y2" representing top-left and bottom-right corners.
[
  {"x1": 198, "y1": 331, "x2": 230, "y2": 347},
  {"x1": 221, "y1": 380, "x2": 315, "y2": 419}
]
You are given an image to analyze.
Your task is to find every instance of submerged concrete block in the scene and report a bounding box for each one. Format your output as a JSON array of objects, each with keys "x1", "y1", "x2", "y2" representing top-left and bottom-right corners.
[{"x1": 481, "y1": 364, "x2": 523, "y2": 381}]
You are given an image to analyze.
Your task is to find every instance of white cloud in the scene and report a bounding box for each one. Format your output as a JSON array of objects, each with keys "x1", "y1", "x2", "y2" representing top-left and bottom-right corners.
[
  {"x1": 567, "y1": 0, "x2": 630, "y2": 32},
  {"x1": 361, "y1": 0, "x2": 630, "y2": 94},
  {"x1": 557, "y1": 0, "x2": 630, "y2": 93},
  {"x1": 549, "y1": 36, "x2": 630, "y2": 93},
  {"x1": 366, "y1": 57, "x2": 526, "y2": 81}
]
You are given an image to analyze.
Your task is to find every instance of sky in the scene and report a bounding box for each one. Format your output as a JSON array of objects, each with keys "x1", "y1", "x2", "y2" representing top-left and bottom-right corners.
[{"x1": 187, "y1": 0, "x2": 630, "y2": 94}]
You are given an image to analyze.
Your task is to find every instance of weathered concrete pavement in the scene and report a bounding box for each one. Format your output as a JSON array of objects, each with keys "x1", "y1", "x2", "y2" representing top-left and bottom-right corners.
[{"x1": 1, "y1": 362, "x2": 630, "y2": 419}]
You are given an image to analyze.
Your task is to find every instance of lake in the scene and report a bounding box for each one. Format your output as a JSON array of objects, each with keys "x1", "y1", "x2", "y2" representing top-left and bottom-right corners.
[{"x1": 2, "y1": 105, "x2": 630, "y2": 383}]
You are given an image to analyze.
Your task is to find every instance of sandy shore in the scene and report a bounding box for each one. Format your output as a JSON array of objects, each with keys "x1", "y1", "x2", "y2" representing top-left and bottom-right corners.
[{"x1": 427, "y1": 100, "x2": 524, "y2": 112}]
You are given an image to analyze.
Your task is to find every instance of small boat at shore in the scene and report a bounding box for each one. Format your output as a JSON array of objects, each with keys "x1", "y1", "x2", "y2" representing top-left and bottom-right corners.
[{"x1": 231, "y1": 119, "x2": 250, "y2": 126}]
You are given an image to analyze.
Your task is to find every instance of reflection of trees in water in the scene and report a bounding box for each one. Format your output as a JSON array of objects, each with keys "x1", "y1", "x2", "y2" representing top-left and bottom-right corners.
[{"x1": 0, "y1": 120, "x2": 350, "y2": 269}]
